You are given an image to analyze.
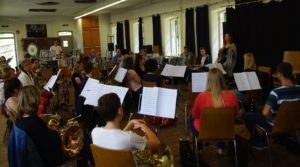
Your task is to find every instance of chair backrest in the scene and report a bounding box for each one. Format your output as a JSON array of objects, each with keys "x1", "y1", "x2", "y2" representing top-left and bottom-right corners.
[
  {"x1": 199, "y1": 107, "x2": 235, "y2": 140},
  {"x1": 283, "y1": 51, "x2": 300, "y2": 74},
  {"x1": 142, "y1": 81, "x2": 157, "y2": 87},
  {"x1": 258, "y1": 66, "x2": 271, "y2": 76},
  {"x1": 272, "y1": 100, "x2": 300, "y2": 134},
  {"x1": 90, "y1": 144, "x2": 136, "y2": 167}
]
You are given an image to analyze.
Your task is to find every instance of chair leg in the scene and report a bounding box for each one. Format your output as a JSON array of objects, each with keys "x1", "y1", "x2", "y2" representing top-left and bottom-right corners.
[
  {"x1": 233, "y1": 140, "x2": 238, "y2": 167},
  {"x1": 184, "y1": 105, "x2": 188, "y2": 130},
  {"x1": 264, "y1": 132, "x2": 272, "y2": 167},
  {"x1": 195, "y1": 136, "x2": 199, "y2": 167}
]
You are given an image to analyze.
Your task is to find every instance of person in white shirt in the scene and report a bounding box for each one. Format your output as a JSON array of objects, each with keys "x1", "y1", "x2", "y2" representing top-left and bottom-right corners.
[
  {"x1": 18, "y1": 59, "x2": 34, "y2": 86},
  {"x1": 91, "y1": 93, "x2": 160, "y2": 151},
  {"x1": 49, "y1": 40, "x2": 62, "y2": 57}
]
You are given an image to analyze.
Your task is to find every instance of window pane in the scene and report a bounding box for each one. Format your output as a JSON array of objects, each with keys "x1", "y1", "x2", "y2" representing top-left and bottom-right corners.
[
  {"x1": 63, "y1": 40, "x2": 69, "y2": 47},
  {"x1": 0, "y1": 33, "x2": 14, "y2": 38}
]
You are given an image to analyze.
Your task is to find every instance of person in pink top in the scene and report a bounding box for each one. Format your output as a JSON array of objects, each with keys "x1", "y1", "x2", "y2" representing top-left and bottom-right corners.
[{"x1": 191, "y1": 68, "x2": 238, "y2": 154}]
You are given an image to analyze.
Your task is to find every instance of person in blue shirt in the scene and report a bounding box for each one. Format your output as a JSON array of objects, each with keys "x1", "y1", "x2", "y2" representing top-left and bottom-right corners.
[
  {"x1": 199, "y1": 47, "x2": 211, "y2": 66},
  {"x1": 112, "y1": 48, "x2": 123, "y2": 63},
  {"x1": 244, "y1": 62, "x2": 300, "y2": 147}
]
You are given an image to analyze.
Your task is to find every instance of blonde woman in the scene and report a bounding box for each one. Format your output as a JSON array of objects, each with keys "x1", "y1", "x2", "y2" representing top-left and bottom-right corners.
[
  {"x1": 13, "y1": 86, "x2": 64, "y2": 167},
  {"x1": 191, "y1": 68, "x2": 238, "y2": 154},
  {"x1": 243, "y1": 52, "x2": 257, "y2": 71}
]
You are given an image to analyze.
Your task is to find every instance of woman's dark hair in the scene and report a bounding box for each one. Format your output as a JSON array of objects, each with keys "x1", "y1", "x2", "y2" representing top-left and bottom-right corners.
[
  {"x1": 145, "y1": 59, "x2": 158, "y2": 73},
  {"x1": 123, "y1": 57, "x2": 134, "y2": 69},
  {"x1": 84, "y1": 62, "x2": 93, "y2": 74},
  {"x1": 97, "y1": 93, "x2": 121, "y2": 122},
  {"x1": 4, "y1": 78, "x2": 22, "y2": 101},
  {"x1": 31, "y1": 57, "x2": 38, "y2": 64},
  {"x1": 134, "y1": 54, "x2": 143, "y2": 68}
]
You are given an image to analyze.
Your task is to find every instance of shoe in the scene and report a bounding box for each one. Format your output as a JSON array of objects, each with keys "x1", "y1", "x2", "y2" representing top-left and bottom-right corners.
[
  {"x1": 251, "y1": 142, "x2": 268, "y2": 150},
  {"x1": 217, "y1": 148, "x2": 224, "y2": 155}
]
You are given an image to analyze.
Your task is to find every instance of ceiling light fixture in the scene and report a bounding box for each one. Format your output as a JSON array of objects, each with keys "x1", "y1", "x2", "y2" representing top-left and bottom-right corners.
[{"x1": 74, "y1": 0, "x2": 126, "y2": 19}]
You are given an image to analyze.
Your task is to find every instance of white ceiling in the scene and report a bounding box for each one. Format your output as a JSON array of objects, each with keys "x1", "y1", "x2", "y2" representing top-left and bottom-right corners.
[{"x1": 0, "y1": 0, "x2": 153, "y2": 18}]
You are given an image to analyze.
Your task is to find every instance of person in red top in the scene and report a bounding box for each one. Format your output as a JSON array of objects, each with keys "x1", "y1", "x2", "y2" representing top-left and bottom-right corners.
[{"x1": 191, "y1": 68, "x2": 238, "y2": 154}]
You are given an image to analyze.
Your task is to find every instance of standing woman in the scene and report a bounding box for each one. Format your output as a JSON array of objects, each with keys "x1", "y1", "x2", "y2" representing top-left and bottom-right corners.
[
  {"x1": 13, "y1": 86, "x2": 64, "y2": 167},
  {"x1": 191, "y1": 68, "x2": 238, "y2": 154},
  {"x1": 217, "y1": 33, "x2": 237, "y2": 76}
]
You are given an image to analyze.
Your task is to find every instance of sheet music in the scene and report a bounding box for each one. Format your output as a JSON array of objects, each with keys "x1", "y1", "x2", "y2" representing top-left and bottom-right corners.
[
  {"x1": 114, "y1": 67, "x2": 127, "y2": 82},
  {"x1": 192, "y1": 72, "x2": 208, "y2": 92},
  {"x1": 247, "y1": 72, "x2": 261, "y2": 90},
  {"x1": 156, "y1": 88, "x2": 177, "y2": 119},
  {"x1": 43, "y1": 75, "x2": 58, "y2": 91},
  {"x1": 206, "y1": 63, "x2": 227, "y2": 74},
  {"x1": 80, "y1": 78, "x2": 99, "y2": 98},
  {"x1": 83, "y1": 84, "x2": 129, "y2": 106},
  {"x1": 139, "y1": 87, "x2": 158, "y2": 117},
  {"x1": 233, "y1": 73, "x2": 251, "y2": 91},
  {"x1": 161, "y1": 64, "x2": 187, "y2": 77}
]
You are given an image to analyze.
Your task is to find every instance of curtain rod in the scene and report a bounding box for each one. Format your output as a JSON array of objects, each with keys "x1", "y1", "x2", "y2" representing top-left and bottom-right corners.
[{"x1": 114, "y1": 0, "x2": 235, "y2": 23}]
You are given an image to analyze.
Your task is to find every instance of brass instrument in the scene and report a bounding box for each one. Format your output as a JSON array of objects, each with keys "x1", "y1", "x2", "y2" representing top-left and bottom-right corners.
[
  {"x1": 132, "y1": 144, "x2": 174, "y2": 167},
  {"x1": 41, "y1": 114, "x2": 84, "y2": 157}
]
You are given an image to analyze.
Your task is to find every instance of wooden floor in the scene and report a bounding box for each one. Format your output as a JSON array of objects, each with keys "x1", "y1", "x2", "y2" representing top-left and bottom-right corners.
[{"x1": 1, "y1": 82, "x2": 300, "y2": 167}]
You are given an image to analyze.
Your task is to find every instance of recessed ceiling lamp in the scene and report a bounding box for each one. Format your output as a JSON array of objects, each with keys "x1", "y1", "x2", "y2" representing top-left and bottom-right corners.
[{"x1": 74, "y1": 0, "x2": 126, "y2": 19}]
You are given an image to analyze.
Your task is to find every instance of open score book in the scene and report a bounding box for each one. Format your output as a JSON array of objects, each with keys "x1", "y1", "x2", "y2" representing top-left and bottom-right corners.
[
  {"x1": 233, "y1": 72, "x2": 261, "y2": 91},
  {"x1": 161, "y1": 64, "x2": 187, "y2": 77},
  {"x1": 192, "y1": 72, "x2": 208, "y2": 92},
  {"x1": 139, "y1": 87, "x2": 177, "y2": 119}
]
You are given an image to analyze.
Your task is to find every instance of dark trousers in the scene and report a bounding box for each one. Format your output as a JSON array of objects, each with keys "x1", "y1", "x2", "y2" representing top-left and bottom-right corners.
[{"x1": 243, "y1": 112, "x2": 273, "y2": 142}]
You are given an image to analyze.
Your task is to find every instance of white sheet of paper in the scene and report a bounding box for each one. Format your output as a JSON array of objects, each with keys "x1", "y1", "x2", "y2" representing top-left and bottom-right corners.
[
  {"x1": 156, "y1": 88, "x2": 177, "y2": 119},
  {"x1": 80, "y1": 78, "x2": 99, "y2": 98},
  {"x1": 139, "y1": 87, "x2": 158, "y2": 117},
  {"x1": 161, "y1": 64, "x2": 187, "y2": 77},
  {"x1": 43, "y1": 75, "x2": 58, "y2": 91},
  {"x1": 233, "y1": 73, "x2": 251, "y2": 91},
  {"x1": 192, "y1": 72, "x2": 208, "y2": 92},
  {"x1": 206, "y1": 63, "x2": 226, "y2": 74},
  {"x1": 114, "y1": 67, "x2": 127, "y2": 82},
  {"x1": 247, "y1": 72, "x2": 261, "y2": 90},
  {"x1": 83, "y1": 84, "x2": 129, "y2": 106}
]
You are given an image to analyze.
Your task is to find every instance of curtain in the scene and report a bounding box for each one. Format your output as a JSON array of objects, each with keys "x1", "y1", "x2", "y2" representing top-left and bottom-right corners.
[
  {"x1": 196, "y1": 5, "x2": 211, "y2": 59},
  {"x1": 124, "y1": 20, "x2": 131, "y2": 51},
  {"x1": 138, "y1": 17, "x2": 144, "y2": 50},
  {"x1": 185, "y1": 8, "x2": 196, "y2": 54},
  {"x1": 226, "y1": 0, "x2": 300, "y2": 71},
  {"x1": 152, "y1": 15, "x2": 162, "y2": 53},
  {"x1": 116, "y1": 22, "x2": 124, "y2": 50}
]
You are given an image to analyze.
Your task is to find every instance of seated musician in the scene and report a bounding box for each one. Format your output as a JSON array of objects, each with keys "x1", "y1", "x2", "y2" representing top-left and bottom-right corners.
[
  {"x1": 191, "y1": 68, "x2": 238, "y2": 154},
  {"x1": 3, "y1": 78, "x2": 22, "y2": 122},
  {"x1": 243, "y1": 52, "x2": 257, "y2": 72},
  {"x1": 179, "y1": 46, "x2": 194, "y2": 66},
  {"x1": 12, "y1": 86, "x2": 64, "y2": 167},
  {"x1": 134, "y1": 53, "x2": 146, "y2": 79},
  {"x1": 58, "y1": 52, "x2": 68, "y2": 68},
  {"x1": 143, "y1": 59, "x2": 168, "y2": 87},
  {"x1": 112, "y1": 48, "x2": 123, "y2": 63},
  {"x1": 92, "y1": 93, "x2": 160, "y2": 151},
  {"x1": 199, "y1": 47, "x2": 211, "y2": 66},
  {"x1": 18, "y1": 59, "x2": 34, "y2": 86},
  {"x1": 244, "y1": 62, "x2": 300, "y2": 147}
]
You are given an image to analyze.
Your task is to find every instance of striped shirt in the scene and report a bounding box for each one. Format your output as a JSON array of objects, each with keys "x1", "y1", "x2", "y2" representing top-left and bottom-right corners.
[{"x1": 266, "y1": 85, "x2": 300, "y2": 114}]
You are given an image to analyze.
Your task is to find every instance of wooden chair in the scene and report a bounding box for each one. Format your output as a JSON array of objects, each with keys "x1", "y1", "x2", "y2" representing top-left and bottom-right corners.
[
  {"x1": 283, "y1": 51, "x2": 300, "y2": 74},
  {"x1": 194, "y1": 107, "x2": 238, "y2": 167},
  {"x1": 90, "y1": 144, "x2": 136, "y2": 167},
  {"x1": 142, "y1": 81, "x2": 157, "y2": 87},
  {"x1": 256, "y1": 100, "x2": 300, "y2": 167}
]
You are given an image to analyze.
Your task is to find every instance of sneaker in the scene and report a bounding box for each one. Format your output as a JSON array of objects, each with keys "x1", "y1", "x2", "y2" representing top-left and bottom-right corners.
[{"x1": 217, "y1": 148, "x2": 224, "y2": 155}]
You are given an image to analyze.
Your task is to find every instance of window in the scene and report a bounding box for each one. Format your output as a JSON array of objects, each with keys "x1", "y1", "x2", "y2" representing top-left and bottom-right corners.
[
  {"x1": 164, "y1": 17, "x2": 180, "y2": 56},
  {"x1": 63, "y1": 41, "x2": 69, "y2": 47},
  {"x1": 111, "y1": 26, "x2": 117, "y2": 49},
  {"x1": 0, "y1": 33, "x2": 17, "y2": 68},
  {"x1": 133, "y1": 22, "x2": 139, "y2": 53},
  {"x1": 218, "y1": 11, "x2": 226, "y2": 49}
]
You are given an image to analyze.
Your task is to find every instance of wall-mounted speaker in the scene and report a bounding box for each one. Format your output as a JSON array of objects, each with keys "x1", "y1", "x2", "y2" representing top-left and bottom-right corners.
[{"x1": 108, "y1": 43, "x2": 114, "y2": 51}]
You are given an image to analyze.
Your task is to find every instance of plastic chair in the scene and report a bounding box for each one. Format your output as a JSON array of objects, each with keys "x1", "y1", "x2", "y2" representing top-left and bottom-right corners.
[
  {"x1": 90, "y1": 144, "x2": 136, "y2": 167},
  {"x1": 194, "y1": 107, "x2": 238, "y2": 167},
  {"x1": 256, "y1": 100, "x2": 300, "y2": 167}
]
